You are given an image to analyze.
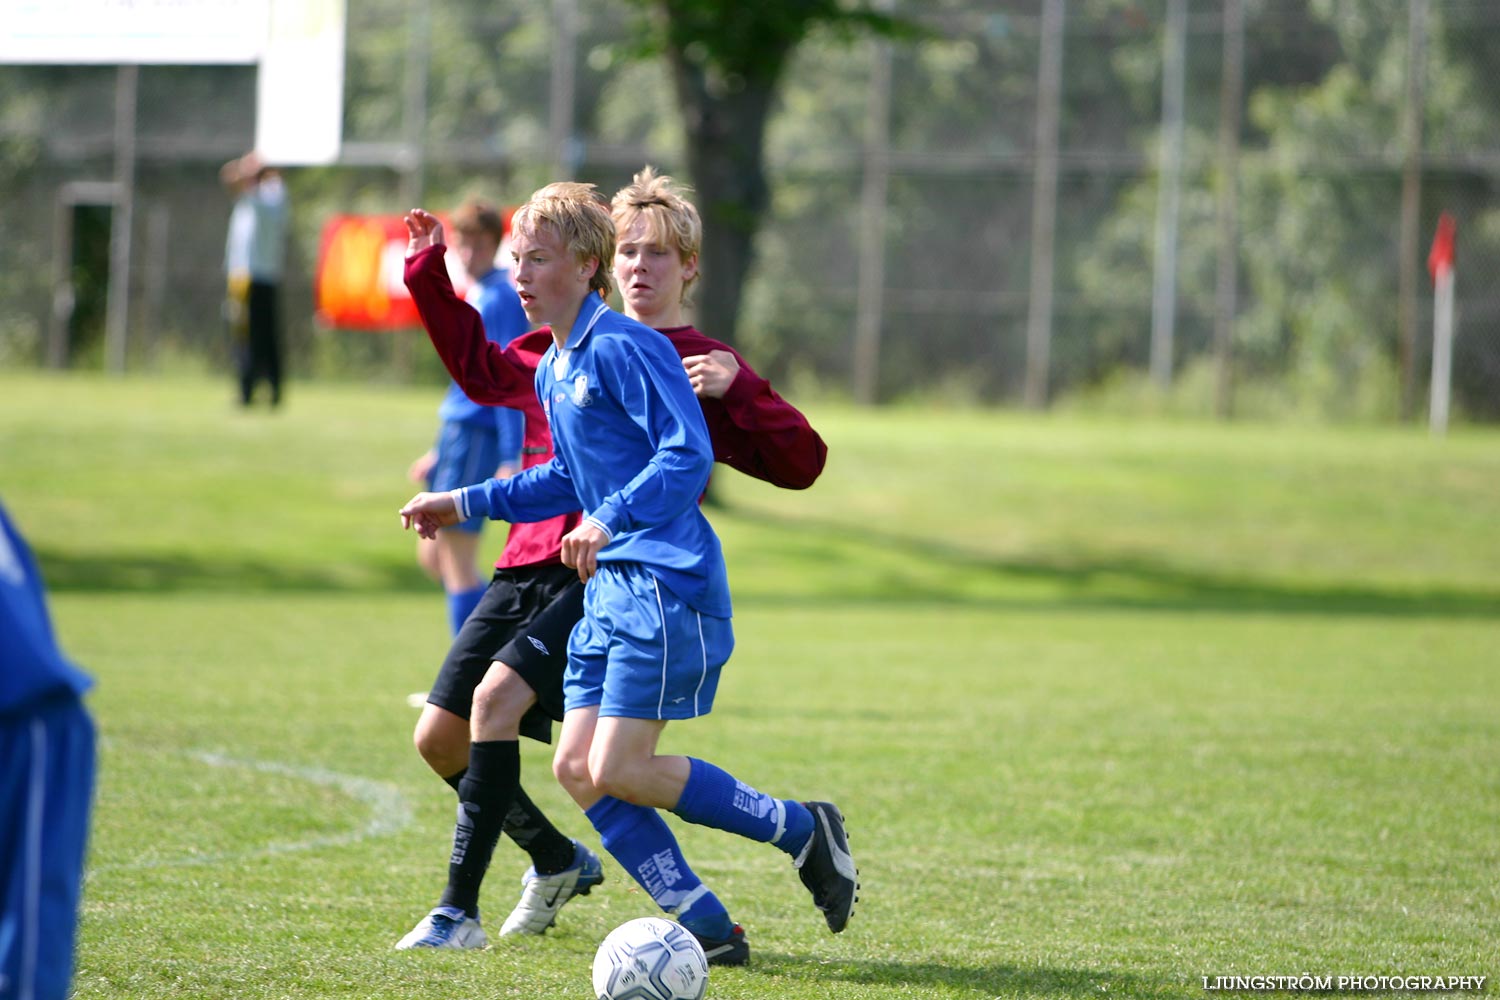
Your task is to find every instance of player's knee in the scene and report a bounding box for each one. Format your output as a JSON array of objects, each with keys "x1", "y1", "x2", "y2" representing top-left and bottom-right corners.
[
  {"x1": 471, "y1": 670, "x2": 529, "y2": 740},
  {"x1": 553, "y1": 746, "x2": 594, "y2": 798},
  {"x1": 412, "y1": 720, "x2": 464, "y2": 774},
  {"x1": 588, "y1": 757, "x2": 647, "y2": 804}
]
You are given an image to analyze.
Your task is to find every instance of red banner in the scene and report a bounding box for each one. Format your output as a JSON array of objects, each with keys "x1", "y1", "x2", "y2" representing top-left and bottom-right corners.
[{"x1": 314, "y1": 214, "x2": 471, "y2": 330}]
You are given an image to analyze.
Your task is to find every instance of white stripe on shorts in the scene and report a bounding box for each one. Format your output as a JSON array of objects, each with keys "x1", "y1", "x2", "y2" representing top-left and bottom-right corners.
[
  {"x1": 653, "y1": 577, "x2": 669, "y2": 718},
  {"x1": 21, "y1": 718, "x2": 46, "y2": 1000},
  {"x1": 693, "y1": 612, "x2": 708, "y2": 716}
]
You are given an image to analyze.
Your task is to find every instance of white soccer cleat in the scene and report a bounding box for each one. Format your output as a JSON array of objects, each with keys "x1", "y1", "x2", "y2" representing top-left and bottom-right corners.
[
  {"x1": 394, "y1": 906, "x2": 488, "y2": 950},
  {"x1": 499, "y1": 840, "x2": 605, "y2": 936}
]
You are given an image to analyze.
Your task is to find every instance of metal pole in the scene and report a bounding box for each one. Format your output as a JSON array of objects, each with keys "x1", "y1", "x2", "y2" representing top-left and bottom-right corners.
[
  {"x1": 48, "y1": 191, "x2": 76, "y2": 369},
  {"x1": 1149, "y1": 0, "x2": 1186, "y2": 389},
  {"x1": 1397, "y1": 0, "x2": 1428, "y2": 421},
  {"x1": 852, "y1": 9, "x2": 893, "y2": 406},
  {"x1": 105, "y1": 63, "x2": 138, "y2": 374},
  {"x1": 401, "y1": 0, "x2": 430, "y2": 207},
  {"x1": 396, "y1": 0, "x2": 431, "y2": 380},
  {"x1": 1024, "y1": 0, "x2": 1065, "y2": 409},
  {"x1": 550, "y1": 0, "x2": 579, "y2": 179},
  {"x1": 1212, "y1": 0, "x2": 1243, "y2": 419}
]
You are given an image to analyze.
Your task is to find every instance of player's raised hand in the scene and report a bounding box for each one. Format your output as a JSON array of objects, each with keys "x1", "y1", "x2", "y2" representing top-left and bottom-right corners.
[
  {"x1": 683, "y1": 350, "x2": 740, "y2": 399},
  {"x1": 399, "y1": 490, "x2": 461, "y2": 539},
  {"x1": 404, "y1": 208, "x2": 447, "y2": 256},
  {"x1": 559, "y1": 521, "x2": 610, "y2": 583}
]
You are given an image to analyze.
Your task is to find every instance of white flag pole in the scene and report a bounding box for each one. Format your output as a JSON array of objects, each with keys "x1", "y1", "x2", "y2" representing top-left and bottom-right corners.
[{"x1": 1429, "y1": 266, "x2": 1454, "y2": 436}]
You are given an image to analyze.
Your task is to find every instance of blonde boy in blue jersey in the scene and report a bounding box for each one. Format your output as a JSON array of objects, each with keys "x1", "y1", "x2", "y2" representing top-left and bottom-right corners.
[{"x1": 400, "y1": 181, "x2": 857, "y2": 942}]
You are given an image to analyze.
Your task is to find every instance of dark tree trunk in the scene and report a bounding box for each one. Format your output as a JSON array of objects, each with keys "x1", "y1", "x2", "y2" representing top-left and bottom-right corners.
[{"x1": 663, "y1": 51, "x2": 782, "y2": 343}]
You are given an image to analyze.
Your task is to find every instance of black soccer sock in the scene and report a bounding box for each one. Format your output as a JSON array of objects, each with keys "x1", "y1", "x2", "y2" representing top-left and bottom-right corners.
[
  {"x1": 437, "y1": 740, "x2": 518, "y2": 918},
  {"x1": 442, "y1": 768, "x2": 466, "y2": 794},
  {"x1": 502, "y1": 786, "x2": 578, "y2": 875}
]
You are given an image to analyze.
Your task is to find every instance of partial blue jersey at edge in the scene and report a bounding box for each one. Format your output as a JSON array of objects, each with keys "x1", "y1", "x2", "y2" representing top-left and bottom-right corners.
[
  {"x1": 0, "y1": 502, "x2": 92, "y2": 716},
  {"x1": 459, "y1": 299, "x2": 731, "y2": 618},
  {"x1": 438, "y1": 266, "x2": 529, "y2": 463}
]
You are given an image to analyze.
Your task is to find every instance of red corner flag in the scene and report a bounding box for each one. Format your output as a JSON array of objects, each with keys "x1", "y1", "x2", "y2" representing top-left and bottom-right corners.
[{"x1": 1428, "y1": 212, "x2": 1457, "y2": 282}]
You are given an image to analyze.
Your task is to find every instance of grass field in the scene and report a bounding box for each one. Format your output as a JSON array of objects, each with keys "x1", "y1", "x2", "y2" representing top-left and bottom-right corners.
[{"x1": 2, "y1": 370, "x2": 1497, "y2": 1000}]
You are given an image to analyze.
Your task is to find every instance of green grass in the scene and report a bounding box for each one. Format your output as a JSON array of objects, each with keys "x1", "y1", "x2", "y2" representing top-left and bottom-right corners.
[{"x1": 2, "y1": 370, "x2": 1497, "y2": 999}]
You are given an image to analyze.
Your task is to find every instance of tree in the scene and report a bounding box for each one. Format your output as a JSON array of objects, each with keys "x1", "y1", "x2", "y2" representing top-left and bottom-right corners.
[
  {"x1": 622, "y1": 0, "x2": 911, "y2": 341},
  {"x1": 1071, "y1": 0, "x2": 1500, "y2": 420}
]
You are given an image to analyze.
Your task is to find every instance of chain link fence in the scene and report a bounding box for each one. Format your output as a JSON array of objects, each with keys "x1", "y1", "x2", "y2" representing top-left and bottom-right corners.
[{"x1": 1, "y1": 0, "x2": 1496, "y2": 420}]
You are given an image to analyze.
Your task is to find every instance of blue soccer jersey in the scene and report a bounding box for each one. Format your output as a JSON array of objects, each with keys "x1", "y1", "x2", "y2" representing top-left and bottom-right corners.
[
  {"x1": 456, "y1": 297, "x2": 731, "y2": 618},
  {"x1": 1, "y1": 500, "x2": 96, "y2": 1000},
  {"x1": 0, "y1": 502, "x2": 92, "y2": 715},
  {"x1": 437, "y1": 266, "x2": 529, "y2": 464}
]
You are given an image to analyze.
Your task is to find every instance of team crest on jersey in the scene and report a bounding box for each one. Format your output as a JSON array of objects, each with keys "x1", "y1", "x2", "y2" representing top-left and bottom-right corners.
[{"x1": 571, "y1": 373, "x2": 593, "y2": 407}]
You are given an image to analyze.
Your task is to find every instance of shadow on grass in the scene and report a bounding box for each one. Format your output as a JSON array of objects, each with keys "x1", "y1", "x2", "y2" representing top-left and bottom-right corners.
[
  {"x1": 745, "y1": 951, "x2": 1181, "y2": 999},
  {"x1": 722, "y1": 508, "x2": 1500, "y2": 620},
  {"x1": 34, "y1": 547, "x2": 434, "y2": 594},
  {"x1": 35, "y1": 511, "x2": 1500, "y2": 620}
]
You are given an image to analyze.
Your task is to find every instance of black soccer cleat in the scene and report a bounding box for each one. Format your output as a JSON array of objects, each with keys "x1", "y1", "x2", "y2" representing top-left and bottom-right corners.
[
  {"x1": 690, "y1": 922, "x2": 750, "y2": 966},
  {"x1": 794, "y1": 801, "x2": 859, "y2": 933}
]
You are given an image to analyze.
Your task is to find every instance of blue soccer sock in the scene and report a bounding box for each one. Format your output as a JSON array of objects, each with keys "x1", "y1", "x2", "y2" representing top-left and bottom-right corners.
[
  {"x1": 445, "y1": 584, "x2": 487, "y2": 635},
  {"x1": 671, "y1": 758, "x2": 814, "y2": 859},
  {"x1": 585, "y1": 796, "x2": 732, "y2": 939}
]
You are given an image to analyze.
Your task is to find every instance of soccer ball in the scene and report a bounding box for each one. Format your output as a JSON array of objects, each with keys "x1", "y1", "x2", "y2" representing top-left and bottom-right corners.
[{"x1": 591, "y1": 916, "x2": 709, "y2": 1000}]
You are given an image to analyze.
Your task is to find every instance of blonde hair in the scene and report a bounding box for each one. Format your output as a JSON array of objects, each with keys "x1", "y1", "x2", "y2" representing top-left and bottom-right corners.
[
  {"x1": 611, "y1": 167, "x2": 702, "y2": 302},
  {"x1": 513, "y1": 182, "x2": 615, "y2": 298}
]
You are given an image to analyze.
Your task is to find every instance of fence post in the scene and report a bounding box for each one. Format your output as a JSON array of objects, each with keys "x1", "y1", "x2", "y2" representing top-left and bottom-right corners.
[
  {"x1": 1024, "y1": 0, "x2": 1066, "y2": 409},
  {"x1": 1397, "y1": 0, "x2": 1428, "y2": 421},
  {"x1": 104, "y1": 64, "x2": 138, "y2": 374},
  {"x1": 1213, "y1": 0, "x2": 1243, "y2": 419},
  {"x1": 1149, "y1": 0, "x2": 1186, "y2": 390},
  {"x1": 550, "y1": 0, "x2": 579, "y2": 179},
  {"x1": 852, "y1": 5, "x2": 893, "y2": 407}
]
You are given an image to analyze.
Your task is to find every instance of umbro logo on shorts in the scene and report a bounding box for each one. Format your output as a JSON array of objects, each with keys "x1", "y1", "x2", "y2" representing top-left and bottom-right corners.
[{"x1": 528, "y1": 636, "x2": 550, "y2": 655}]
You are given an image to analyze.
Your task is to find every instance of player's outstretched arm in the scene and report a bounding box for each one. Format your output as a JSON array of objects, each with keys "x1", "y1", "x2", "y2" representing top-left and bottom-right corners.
[
  {"x1": 450, "y1": 456, "x2": 582, "y2": 529},
  {"x1": 403, "y1": 216, "x2": 536, "y2": 409},
  {"x1": 398, "y1": 491, "x2": 461, "y2": 539},
  {"x1": 684, "y1": 345, "x2": 827, "y2": 490}
]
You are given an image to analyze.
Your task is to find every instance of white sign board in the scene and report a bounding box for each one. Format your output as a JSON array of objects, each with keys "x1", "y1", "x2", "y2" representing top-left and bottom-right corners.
[
  {"x1": 0, "y1": 0, "x2": 345, "y2": 166},
  {"x1": 255, "y1": 0, "x2": 346, "y2": 165},
  {"x1": 0, "y1": 0, "x2": 268, "y2": 64}
]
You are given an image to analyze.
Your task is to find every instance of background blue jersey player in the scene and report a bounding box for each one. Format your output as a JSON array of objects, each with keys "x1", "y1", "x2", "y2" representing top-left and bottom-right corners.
[
  {"x1": 406, "y1": 198, "x2": 530, "y2": 635},
  {"x1": 400, "y1": 181, "x2": 859, "y2": 941},
  {"x1": 0, "y1": 499, "x2": 96, "y2": 1000}
]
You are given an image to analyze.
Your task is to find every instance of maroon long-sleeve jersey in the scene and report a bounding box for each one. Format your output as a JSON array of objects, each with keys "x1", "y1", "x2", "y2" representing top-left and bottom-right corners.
[{"x1": 404, "y1": 244, "x2": 827, "y2": 571}]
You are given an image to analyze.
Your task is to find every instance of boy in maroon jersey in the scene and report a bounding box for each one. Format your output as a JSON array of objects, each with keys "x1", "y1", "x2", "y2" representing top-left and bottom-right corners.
[{"x1": 394, "y1": 169, "x2": 839, "y2": 961}]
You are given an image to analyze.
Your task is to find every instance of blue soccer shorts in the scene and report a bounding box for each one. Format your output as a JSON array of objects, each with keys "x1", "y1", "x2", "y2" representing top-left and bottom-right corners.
[
  {"x1": 428, "y1": 419, "x2": 503, "y2": 533},
  {"x1": 0, "y1": 696, "x2": 95, "y2": 1000},
  {"x1": 563, "y1": 563, "x2": 733, "y2": 720}
]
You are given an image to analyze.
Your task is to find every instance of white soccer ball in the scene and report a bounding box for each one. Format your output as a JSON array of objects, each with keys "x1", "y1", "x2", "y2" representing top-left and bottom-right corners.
[{"x1": 591, "y1": 916, "x2": 709, "y2": 1000}]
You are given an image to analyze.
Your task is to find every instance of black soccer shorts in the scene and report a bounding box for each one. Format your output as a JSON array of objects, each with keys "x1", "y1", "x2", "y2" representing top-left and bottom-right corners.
[{"x1": 426, "y1": 563, "x2": 585, "y2": 744}]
